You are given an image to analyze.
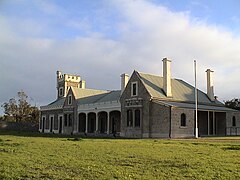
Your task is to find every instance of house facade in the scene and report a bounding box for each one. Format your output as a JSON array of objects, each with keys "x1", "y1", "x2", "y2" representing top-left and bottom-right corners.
[
  {"x1": 40, "y1": 71, "x2": 123, "y2": 136},
  {"x1": 40, "y1": 58, "x2": 240, "y2": 138}
]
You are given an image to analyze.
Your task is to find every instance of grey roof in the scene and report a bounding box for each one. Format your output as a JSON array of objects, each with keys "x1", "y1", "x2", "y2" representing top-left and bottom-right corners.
[
  {"x1": 153, "y1": 99, "x2": 237, "y2": 112},
  {"x1": 40, "y1": 97, "x2": 65, "y2": 110},
  {"x1": 137, "y1": 71, "x2": 223, "y2": 106},
  {"x1": 40, "y1": 86, "x2": 120, "y2": 110},
  {"x1": 71, "y1": 87, "x2": 108, "y2": 99},
  {"x1": 40, "y1": 87, "x2": 109, "y2": 110},
  {"x1": 77, "y1": 90, "x2": 121, "y2": 105}
]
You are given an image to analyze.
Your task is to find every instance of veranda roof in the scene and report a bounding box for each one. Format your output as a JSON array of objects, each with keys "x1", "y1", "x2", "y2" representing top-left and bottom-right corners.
[{"x1": 153, "y1": 99, "x2": 238, "y2": 112}]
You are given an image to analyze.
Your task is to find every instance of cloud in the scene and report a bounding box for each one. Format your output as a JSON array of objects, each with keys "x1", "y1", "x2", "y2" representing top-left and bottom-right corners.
[
  {"x1": 110, "y1": 0, "x2": 240, "y2": 99},
  {"x1": 1, "y1": 0, "x2": 240, "y2": 114}
]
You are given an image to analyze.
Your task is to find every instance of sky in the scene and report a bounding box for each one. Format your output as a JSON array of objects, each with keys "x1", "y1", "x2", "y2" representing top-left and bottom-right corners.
[{"x1": 0, "y1": 0, "x2": 240, "y2": 114}]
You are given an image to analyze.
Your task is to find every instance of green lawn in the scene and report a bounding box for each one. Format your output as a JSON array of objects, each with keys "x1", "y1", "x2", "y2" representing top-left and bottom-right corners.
[{"x1": 0, "y1": 131, "x2": 239, "y2": 179}]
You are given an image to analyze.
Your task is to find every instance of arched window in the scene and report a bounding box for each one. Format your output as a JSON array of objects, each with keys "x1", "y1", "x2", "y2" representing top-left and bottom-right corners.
[
  {"x1": 181, "y1": 113, "x2": 186, "y2": 127},
  {"x1": 135, "y1": 109, "x2": 141, "y2": 127},
  {"x1": 232, "y1": 116, "x2": 236, "y2": 127}
]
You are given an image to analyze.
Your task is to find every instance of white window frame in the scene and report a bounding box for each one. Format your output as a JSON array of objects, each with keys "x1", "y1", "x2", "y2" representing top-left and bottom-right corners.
[
  {"x1": 68, "y1": 94, "x2": 72, "y2": 105},
  {"x1": 131, "y1": 81, "x2": 138, "y2": 96}
]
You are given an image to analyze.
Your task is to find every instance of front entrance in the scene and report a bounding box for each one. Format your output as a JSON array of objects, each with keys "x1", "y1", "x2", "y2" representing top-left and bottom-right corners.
[{"x1": 110, "y1": 111, "x2": 121, "y2": 134}]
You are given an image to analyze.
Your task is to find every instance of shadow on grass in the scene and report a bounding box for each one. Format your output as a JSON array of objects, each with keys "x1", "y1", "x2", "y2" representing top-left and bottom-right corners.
[
  {"x1": 223, "y1": 145, "x2": 240, "y2": 151},
  {"x1": 0, "y1": 130, "x2": 130, "y2": 140},
  {"x1": 0, "y1": 130, "x2": 75, "y2": 138}
]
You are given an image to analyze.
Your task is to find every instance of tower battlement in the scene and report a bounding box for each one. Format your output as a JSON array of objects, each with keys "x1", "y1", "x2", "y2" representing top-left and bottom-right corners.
[{"x1": 56, "y1": 71, "x2": 85, "y2": 99}]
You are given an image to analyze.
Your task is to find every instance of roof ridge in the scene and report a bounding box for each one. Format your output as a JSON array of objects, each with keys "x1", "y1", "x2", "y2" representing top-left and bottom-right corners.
[
  {"x1": 137, "y1": 71, "x2": 179, "y2": 80},
  {"x1": 71, "y1": 86, "x2": 108, "y2": 92},
  {"x1": 137, "y1": 71, "x2": 162, "y2": 78}
]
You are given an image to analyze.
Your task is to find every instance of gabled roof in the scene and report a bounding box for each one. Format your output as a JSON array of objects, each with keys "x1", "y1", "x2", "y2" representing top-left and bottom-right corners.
[
  {"x1": 137, "y1": 71, "x2": 223, "y2": 106},
  {"x1": 40, "y1": 86, "x2": 120, "y2": 110},
  {"x1": 77, "y1": 90, "x2": 121, "y2": 105},
  {"x1": 71, "y1": 86, "x2": 108, "y2": 99},
  {"x1": 40, "y1": 87, "x2": 109, "y2": 110}
]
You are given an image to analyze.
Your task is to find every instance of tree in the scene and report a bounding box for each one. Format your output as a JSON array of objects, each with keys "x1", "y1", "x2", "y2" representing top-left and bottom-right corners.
[
  {"x1": 224, "y1": 98, "x2": 240, "y2": 111},
  {"x1": 1, "y1": 90, "x2": 39, "y2": 123}
]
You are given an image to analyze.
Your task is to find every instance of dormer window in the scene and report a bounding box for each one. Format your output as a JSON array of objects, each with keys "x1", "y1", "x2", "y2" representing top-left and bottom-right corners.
[
  {"x1": 68, "y1": 95, "x2": 72, "y2": 105},
  {"x1": 131, "y1": 82, "x2": 138, "y2": 96}
]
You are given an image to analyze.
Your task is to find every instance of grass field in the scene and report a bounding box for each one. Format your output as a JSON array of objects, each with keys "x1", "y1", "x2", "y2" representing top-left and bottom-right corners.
[{"x1": 0, "y1": 131, "x2": 240, "y2": 179}]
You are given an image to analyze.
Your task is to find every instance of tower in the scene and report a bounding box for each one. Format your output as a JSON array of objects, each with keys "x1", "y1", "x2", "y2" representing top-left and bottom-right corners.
[{"x1": 56, "y1": 71, "x2": 85, "y2": 99}]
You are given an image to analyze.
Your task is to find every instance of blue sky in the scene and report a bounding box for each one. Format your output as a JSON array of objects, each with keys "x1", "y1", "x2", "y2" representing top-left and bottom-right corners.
[
  {"x1": 0, "y1": 0, "x2": 240, "y2": 114},
  {"x1": 1, "y1": 0, "x2": 240, "y2": 39}
]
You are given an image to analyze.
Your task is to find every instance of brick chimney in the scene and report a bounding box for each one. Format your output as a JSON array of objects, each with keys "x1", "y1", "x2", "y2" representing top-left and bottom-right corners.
[
  {"x1": 162, "y1": 58, "x2": 172, "y2": 97},
  {"x1": 121, "y1": 73, "x2": 129, "y2": 94},
  {"x1": 206, "y1": 69, "x2": 214, "y2": 101}
]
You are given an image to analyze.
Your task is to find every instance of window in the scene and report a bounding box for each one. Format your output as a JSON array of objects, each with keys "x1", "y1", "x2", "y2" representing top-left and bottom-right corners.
[
  {"x1": 58, "y1": 115, "x2": 63, "y2": 132},
  {"x1": 59, "y1": 87, "x2": 63, "y2": 96},
  {"x1": 50, "y1": 116, "x2": 54, "y2": 132},
  {"x1": 54, "y1": 116, "x2": 58, "y2": 130},
  {"x1": 135, "y1": 109, "x2": 141, "y2": 127},
  {"x1": 40, "y1": 116, "x2": 45, "y2": 129},
  {"x1": 68, "y1": 95, "x2": 72, "y2": 105},
  {"x1": 64, "y1": 114, "x2": 68, "y2": 126},
  {"x1": 127, "y1": 109, "x2": 133, "y2": 127},
  {"x1": 180, "y1": 113, "x2": 186, "y2": 127},
  {"x1": 45, "y1": 117, "x2": 50, "y2": 129},
  {"x1": 232, "y1": 116, "x2": 236, "y2": 127},
  {"x1": 131, "y1": 82, "x2": 138, "y2": 96}
]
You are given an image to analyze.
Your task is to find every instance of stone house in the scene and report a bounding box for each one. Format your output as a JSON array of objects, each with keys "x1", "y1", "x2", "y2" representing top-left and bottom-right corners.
[
  {"x1": 40, "y1": 71, "x2": 122, "y2": 136},
  {"x1": 40, "y1": 58, "x2": 240, "y2": 138}
]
